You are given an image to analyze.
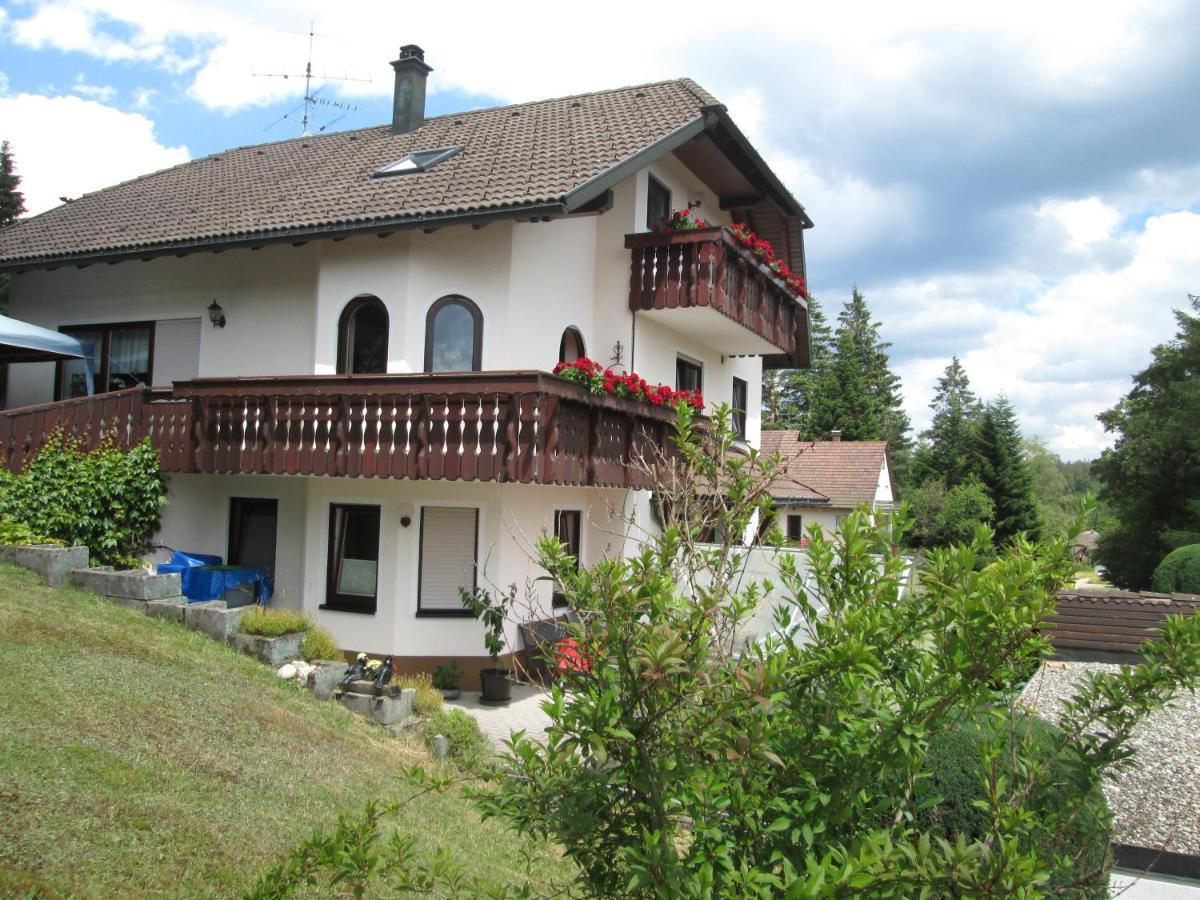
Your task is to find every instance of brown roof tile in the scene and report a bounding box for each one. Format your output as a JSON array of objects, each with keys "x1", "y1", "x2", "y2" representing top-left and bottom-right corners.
[
  {"x1": 760, "y1": 431, "x2": 892, "y2": 508},
  {"x1": 0, "y1": 78, "x2": 718, "y2": 268}
]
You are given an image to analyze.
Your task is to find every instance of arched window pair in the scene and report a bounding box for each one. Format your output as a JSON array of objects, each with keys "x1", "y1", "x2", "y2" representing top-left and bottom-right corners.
[{"x1": 335, "y1": 295, "x2": 483, "y2": 374}]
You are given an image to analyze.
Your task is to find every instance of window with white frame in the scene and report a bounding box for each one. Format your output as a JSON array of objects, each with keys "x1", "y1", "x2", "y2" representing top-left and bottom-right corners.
[{"x1": 417, "y1": 506, "x2": 479, "y2": 616}]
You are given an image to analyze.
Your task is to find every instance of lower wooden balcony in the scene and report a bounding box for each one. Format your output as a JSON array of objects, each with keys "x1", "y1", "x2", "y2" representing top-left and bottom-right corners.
[{"x1": 0, "y1": 373, "x2": 682, "y2": 489}]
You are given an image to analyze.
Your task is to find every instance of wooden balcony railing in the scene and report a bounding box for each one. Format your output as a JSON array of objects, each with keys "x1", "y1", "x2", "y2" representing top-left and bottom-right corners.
[
  {"x1": 625, "y1": 226, "x2": 809, "y2": 366},
  {"x1": 0, "y1": 373, "x2": 682, "y2": 489}
]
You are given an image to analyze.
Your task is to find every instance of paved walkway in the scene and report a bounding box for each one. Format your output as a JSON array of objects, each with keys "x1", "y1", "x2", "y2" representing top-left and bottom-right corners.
[{"x1": 445, "y1": 683, "x2": 553, "y2": 748}]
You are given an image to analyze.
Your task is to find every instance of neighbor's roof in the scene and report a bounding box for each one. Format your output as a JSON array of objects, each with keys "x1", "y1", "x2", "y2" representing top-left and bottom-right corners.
[
  {"x1": 761, "y1": 431, "x2": 893, "y2": 508},
  {"x1": 0, "y1": 78, "x2": 808, "y2": 271}
]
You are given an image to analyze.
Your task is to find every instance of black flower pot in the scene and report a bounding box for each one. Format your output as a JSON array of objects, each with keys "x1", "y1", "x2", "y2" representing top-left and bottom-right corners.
[{"x1": 479, "y1": 667, "x2": 513, "y2": 704}]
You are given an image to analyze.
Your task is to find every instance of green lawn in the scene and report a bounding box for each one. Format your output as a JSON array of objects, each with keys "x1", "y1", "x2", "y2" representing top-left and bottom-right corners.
[{"x1": 0, "y1": 563, "x2": 556, "y2": 897}]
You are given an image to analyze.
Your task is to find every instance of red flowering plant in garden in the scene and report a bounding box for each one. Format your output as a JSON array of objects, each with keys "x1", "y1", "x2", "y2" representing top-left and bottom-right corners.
[
  {"x1": 552, "y1": 357, "x2": 705, "y2": 412},
  {"x1": 729, "y1": 222, "x2": 808, "y2": 298},
  {"x1": 554, "y1": 637, "x2": 591, "y2": 675},
  {"x1": 649, "y1": 207, "x2": 710, "y2": 233}
]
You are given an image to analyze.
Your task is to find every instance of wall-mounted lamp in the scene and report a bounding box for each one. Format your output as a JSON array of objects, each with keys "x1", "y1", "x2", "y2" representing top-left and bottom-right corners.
[
  {"x1": 398, "y1": 502, "x2": 414, "y2": 528},
  {"x1": 207, "y1": 300, "x2": 226, "y2": 329},
  {"x1": 610, "y1": 340, "x2": 624, "y2": 367}
]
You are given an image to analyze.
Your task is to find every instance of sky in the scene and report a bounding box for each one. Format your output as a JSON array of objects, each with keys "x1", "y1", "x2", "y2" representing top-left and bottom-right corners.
[{"x1": 1, "y1": 0, "x2": 1197, "y2": 461}]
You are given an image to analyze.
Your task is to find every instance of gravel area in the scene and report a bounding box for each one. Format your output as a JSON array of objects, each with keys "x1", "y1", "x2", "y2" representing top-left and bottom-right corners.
[{"x1": 1019, "y1": 661, "x2": 1200, "y2": 854}]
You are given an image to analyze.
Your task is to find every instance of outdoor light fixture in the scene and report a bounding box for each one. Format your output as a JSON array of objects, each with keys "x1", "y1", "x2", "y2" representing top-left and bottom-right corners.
[
  {"x1": 398, "y1": 502, "x2": 414, "y2": 528},
  {"x1": 207, "y1": 300, "x2": 226, "y2": 329}
]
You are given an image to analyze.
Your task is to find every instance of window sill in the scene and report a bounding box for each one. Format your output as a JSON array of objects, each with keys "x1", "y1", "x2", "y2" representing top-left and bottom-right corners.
[{"x1": 319, "y1": 603, "x2": 376, "y2": 616}]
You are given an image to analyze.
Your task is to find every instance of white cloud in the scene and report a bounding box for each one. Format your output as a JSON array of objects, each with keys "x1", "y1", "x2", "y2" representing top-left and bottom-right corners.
[
  {"x1": 71, "y1": 73, "x2": 117, "y2": 103},
  {"x1": 896, "y1": 211, "x2": 1200, "y2": 458},
  {"x1": 131, "y1": 86, "x2": 157, "y2": 110},
  {"x1": 0, "y1": 71, "x2": 9, "y2": 96},
  {"x1": 0, "y1": 92, "x2": 189, "y2": 215},
  {"x1": 1037, "y1": 197, "x2": 1122, "y2": 250}
]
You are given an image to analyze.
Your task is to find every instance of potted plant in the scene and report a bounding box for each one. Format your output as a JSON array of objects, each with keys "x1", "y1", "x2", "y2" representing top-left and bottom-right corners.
[
  {"x1": 433, "y1": 659, "x2": 463, "y2": 700},
  {"x1": 461, "y1": 585, "x2": 517, "y2": 704}
]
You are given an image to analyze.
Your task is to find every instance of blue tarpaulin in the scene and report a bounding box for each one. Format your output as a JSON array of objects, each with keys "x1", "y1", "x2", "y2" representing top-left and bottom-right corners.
[{"x1": 157, "y1": 551, "x2": 273, "y2": 604}]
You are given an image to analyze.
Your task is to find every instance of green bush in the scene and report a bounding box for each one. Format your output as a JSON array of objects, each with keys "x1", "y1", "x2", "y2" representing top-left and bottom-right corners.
[
  {"x1": 422, "y1": 708, "x2": 488, "y2": 763},
  {"x1": 916, "y1": 711, "x2": 1112, "y2": 897},
  {"x1": 432, "y1": 659, "x2": 462, "y2": 690},
  {"x1": 239, "y1": 606, "x2": 309, "y2": 637},
  {"x1": 1152, "y1": 544, "x2": 1200, "y2": 594},
  {"x1": 0, "y1": 518, "x2": 61, "y2": 546},
  {"x1": 0, "y1": 432, "x2": 165, "y2": 567},
  {"x1": 300, "y1": 625, "x2": 340, "y2": 662}
]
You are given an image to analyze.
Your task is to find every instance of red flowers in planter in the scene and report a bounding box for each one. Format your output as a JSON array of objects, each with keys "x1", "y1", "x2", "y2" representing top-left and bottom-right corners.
[
  {"x1": 649, "y1": 207, "x2": 710, "y2": 233},
  {"x1": 728, "y1": 222, "x2": 809, "y2": 299},
  {"x1": 552, "y1": 357, "x2": 705, "y2": 412}
]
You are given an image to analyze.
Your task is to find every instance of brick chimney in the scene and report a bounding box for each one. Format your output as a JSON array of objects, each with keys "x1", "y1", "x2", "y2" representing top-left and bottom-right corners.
[
  {"x1": 390, "y1": 45, "x2": 432, "y2": 134},
  {"x1": 830, "y1": 430, "x2": 842, "y2": 442}
]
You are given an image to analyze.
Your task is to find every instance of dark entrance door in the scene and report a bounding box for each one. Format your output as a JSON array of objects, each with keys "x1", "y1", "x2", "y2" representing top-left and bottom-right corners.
[{"x1": 228, "y1": 498, "x2": 279, "y2": 573}]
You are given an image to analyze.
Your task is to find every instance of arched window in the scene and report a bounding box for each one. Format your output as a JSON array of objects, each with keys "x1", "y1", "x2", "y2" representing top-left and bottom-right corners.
[
  {"x1": 558, "y1": 326, "x2": 586, "y2": 364},
  {"x1": 424, "y1": 296, "x2": 482, "y2": 372},
  {"x1": 336, "y1": 296, "x2": 389, "y2": 374}
]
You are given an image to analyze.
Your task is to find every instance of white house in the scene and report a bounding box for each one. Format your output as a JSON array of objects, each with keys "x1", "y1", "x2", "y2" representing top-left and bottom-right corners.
[
  {"x1": 761, "y1": 431, "x2": 896, "y2": 540},
  {"x1": 0, "y1": 46, "x2": 813, "y2": 679}
]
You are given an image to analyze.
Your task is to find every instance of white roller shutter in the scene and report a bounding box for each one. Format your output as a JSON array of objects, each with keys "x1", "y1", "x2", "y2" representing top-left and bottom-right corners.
[
  {"x1": 419, "y1": 507, "x2": 479, "y2": 612},
  {"x1": 152, "y1": 318, "x2": 201, "y2": 387}
]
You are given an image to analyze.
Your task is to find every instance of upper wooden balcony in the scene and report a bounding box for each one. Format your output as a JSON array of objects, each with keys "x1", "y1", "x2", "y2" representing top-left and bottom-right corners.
[
  {"x1": 625, "y1": 226, "x2": 810, "y2": 369},
  {"x1": 0, "y1": 373, "x2": 683, "y2": 490}
]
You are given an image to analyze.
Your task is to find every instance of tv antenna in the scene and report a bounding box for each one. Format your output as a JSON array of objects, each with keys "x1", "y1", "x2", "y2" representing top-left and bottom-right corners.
[{"x1": 254, "y1": 20, "x2": 371, "y2": 136}]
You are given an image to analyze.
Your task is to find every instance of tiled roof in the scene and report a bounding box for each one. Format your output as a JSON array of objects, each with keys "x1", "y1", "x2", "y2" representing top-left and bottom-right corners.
[
  {"x1": 760, "y1": 431, "x2": 891, "y2": 508},
  {"x1": 0, "y1": 79, "x2": 720, "y2": 269}
]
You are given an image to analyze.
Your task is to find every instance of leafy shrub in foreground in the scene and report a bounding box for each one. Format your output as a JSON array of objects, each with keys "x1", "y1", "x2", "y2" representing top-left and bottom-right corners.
[
  {"x1": 916, "y1": 711, "x2": 1111, "y2": 897},
  {"x1": 1152, "y1": 544, "x2": 1200, "y2": 594},
  {"x1": 0, "y1": 432, "x2": 165, "y2": 567}
]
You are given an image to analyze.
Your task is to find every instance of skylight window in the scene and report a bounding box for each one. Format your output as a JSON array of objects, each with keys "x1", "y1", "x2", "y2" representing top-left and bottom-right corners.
[{"x1": 374, "y1": 146, "x2": 462, "y2": 177}]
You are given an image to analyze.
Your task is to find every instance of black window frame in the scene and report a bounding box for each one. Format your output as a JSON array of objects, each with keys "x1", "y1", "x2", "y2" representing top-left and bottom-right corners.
[
  {"x1": 647, "y1": 174, "x2": 671, "y2": 229},
  {"x1": 323, "y1": 503, "x2": 381, "y2": 615},
  {"x1": 227, "y1": 497, "x2": 279, "y2": 571},
  {"x1": 416, "y1": 505, "x2": 480, "y2": 618},
  {"x1": 423, "y1": 295, "x2": 483, "y2": 373},
  {"x1": 786, "y1": 514, "x2": 803, "y2": 544},
  {"x1": 336, "y1": 295, "x2": 389, "y2": 375},
  {"x1": 55, "y1": 320, "x2": 155, "y2": 400},
  {"x1": 552, "y1": 509, "x2": 582, "y2": 608},
  {"x1": 731, "y1": 376, "x2": 748, "y2": 440},
  {"x1": 676, "y1": 355, "x2": 703, "y2": 393},
  {"x1": 558, "y1": 326, "x2": 586, "y2": 364}
]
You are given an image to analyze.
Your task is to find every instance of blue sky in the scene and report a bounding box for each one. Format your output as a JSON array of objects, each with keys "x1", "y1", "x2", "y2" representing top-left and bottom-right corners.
[{"x1": 1, "y1": 0, "x2": 1198, "y2": 460}]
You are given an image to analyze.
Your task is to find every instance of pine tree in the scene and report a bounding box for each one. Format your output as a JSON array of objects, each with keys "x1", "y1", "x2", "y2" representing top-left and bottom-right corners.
[
  {"x1": 977, "y1": 396, "x2": 1040, "y2": 542},
  {"x1": 914, "y1": 356, "x2": 983, "y2": 489},
  {"x1": 806, "y1": 288, "x2": 911, "y2": 454},
  {"x1": 0, "y1": 141, "x2": 25, "y2": 226},
  {"x1": 761, "y1": 294, "x2": 833, "y2": 432}
]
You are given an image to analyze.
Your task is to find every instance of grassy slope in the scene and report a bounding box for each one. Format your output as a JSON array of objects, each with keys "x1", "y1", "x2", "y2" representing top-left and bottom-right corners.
[{"x1": 0, "y1": 563, "x2": 554, "y2": 898}]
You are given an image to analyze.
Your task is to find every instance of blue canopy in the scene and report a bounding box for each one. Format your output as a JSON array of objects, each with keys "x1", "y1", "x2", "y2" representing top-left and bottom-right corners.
[{"x1": 0, "y1": 315, "x2": 89, "y2": 363}]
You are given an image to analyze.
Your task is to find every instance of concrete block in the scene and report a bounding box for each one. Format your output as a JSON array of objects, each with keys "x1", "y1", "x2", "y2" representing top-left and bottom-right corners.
[
  {"x1": 69, "y1": 566, "x2": 181, "y2": 600},
  {"x1": 144, "y1": 596, "x2": 187, "y2": 623},
  {"x1": 306, "y1": 663, "x2": 346, "y2": 701},
  {"x1": 108, "y1": 595, "x2": 149, "y2": 612},
  {"x1": 336, "y1": 687, "x2": 414, "y2": 726},
  {"x1": 0, "y1": 544, "x2": 90, "y2": 586},
  {"x1": 228, "y1": 631, "x2": 304, "y2": 667},
  {"x1": 183, "y1": 601, "x2": 249, "y2": 642}
]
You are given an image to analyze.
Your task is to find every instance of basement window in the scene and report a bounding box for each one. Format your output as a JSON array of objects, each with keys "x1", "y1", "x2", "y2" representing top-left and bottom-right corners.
[{"x1": 374, "y1": 146, "x2": 462, "y2": 176}]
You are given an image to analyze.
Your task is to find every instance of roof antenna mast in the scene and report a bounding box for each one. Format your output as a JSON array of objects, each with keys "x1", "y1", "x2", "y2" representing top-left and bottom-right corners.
[{"x1": 254, "y1": 20, "x2": 371, "y2": 136}]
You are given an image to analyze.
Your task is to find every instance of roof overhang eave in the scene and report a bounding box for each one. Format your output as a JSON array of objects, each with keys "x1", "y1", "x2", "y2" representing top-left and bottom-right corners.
[
  {"x1": 0, "y1": 200, "x2": 570, "y2": 274},
  {"x1": 705, "y1": 106, "x2": 813, "y2": 228}
]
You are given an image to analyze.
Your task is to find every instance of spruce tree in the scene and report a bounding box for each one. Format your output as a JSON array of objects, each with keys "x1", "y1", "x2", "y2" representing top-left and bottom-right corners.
[
  {"x1": 914, "y1": 356, "x2": 983, "y2": 489},
  {"x1": 806, "y1": 288, "x2": 911, "y2": 453},
  {"x1": 977, "y1": 396, "x2": 1040, "y2": 542},
  {"x1": 0, "y1": 141, "x2": 25, "y2": 226}
]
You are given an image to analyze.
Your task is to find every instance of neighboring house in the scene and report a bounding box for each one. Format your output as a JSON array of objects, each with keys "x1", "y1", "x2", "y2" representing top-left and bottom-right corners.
[
  {"x1": 0, "y1": 46, "x2": 812, "y2": 678},
  {"x1": 761, "y1": 431, "x2": 896, "y2": 540}
]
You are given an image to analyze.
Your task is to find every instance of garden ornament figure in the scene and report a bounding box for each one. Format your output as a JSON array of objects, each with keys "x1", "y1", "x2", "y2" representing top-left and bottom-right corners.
[{"x1": 340, "y1": 652, "x2": 368, "y2": 687}]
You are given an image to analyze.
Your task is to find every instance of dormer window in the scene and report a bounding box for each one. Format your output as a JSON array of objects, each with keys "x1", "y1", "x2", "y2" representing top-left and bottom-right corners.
[{"x1": 374, "y1": 146, "x2": 462, "y2": 177}]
